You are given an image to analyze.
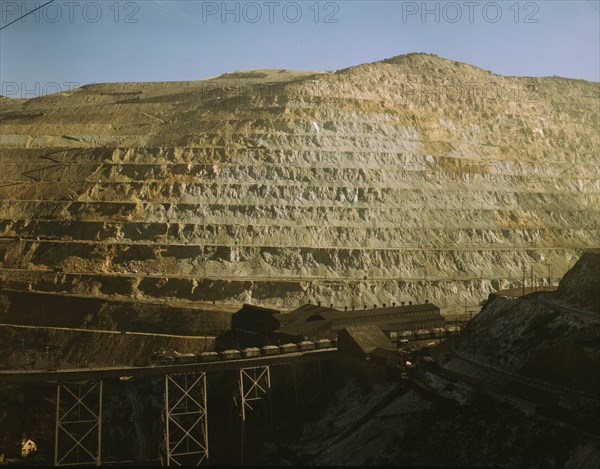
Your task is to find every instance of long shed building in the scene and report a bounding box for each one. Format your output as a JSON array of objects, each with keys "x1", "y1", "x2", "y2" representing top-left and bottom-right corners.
[{"x1": 231, "y1": 301, "x2": 445, "y2": 344}]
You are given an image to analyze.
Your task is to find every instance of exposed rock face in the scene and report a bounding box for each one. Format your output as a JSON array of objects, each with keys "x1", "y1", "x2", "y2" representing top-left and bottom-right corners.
[
  {"x1": 453, "y1": 251, "x2": 600, "y2": 395},
  {"x1": 0, "y1": 53, "x2": 598, "y2": 315},
  {"x1": 555, "y1": 249, "x2": 600, "y2": 309}
]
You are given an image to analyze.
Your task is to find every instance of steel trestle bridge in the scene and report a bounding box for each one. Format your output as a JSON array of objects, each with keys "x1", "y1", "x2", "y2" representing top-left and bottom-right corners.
[{"x1": 0, "y1": 348, "x2": 337, "y2": 465}]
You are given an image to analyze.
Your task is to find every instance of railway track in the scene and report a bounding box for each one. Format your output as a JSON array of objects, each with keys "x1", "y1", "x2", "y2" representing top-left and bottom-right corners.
[{"x1": 0, "y1": 348, "x2": 338, "y2": 383}]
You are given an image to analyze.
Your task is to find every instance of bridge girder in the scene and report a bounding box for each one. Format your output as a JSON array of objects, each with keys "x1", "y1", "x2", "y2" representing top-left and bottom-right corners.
[
  {"x1": 163, "y1": 372, "x2": 209, "y2": 466},
  {"x1": 54, "y1": 380, "x2": 102, "y2": 466}
]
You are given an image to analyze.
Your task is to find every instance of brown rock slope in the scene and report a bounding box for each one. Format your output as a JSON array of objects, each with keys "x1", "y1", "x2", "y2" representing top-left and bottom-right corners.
[{"x1": 0, "y1": 53, "x2": 599, "y2": 317}]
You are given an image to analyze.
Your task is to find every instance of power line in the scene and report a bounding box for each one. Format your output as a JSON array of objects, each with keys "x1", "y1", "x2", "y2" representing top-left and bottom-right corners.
[{"x1": 0, "y1": 0, "x2": 56, "y2": 31}]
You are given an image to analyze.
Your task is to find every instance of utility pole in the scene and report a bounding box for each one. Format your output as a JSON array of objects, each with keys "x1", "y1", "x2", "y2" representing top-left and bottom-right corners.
[
  {"x1": 530, "y1": 266, "x2": 534, "y2": 293},
  {"x1": 467, "y1": 316, "x2": 473, "y2": 358}
]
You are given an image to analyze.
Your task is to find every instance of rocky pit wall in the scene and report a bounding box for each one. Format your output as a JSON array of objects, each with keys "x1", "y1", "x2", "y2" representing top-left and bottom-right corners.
[
  {"x1": 0, "y1": 54, "x2": 599, "y2": 322},
  {"x1": 452, "y1": 251, "x2": 600, "y2": 395}
]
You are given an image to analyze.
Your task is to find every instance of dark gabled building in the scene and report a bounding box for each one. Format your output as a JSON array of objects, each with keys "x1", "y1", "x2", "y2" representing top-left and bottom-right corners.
[
  {"x1": 337, "y1": 325, "x2": 395, "y2": 359},
  {"x1": 337, "y1": 326, "x2": 402, "y2": 383},
  {"x1": 231, "y1": 304, "x2": 282, "y2": 339},
  {"x1": 232, "y1": 303, "x2": 341, "y2": 344},
  {"x1": 302, "y1": 303, "x2": 444, "y2": 335},
  {"x1": 274, "y1": 318, "x2": 332, "y2": 343},
  {"x1": 274, "y1": 303, "x2": 339, "y2": 342},
  {"x1": 277, "y1": 303, "x2": 339, "y2": 325},
  {"x1": 230, "y1": 301, "x2": 445, "y2": 345}
]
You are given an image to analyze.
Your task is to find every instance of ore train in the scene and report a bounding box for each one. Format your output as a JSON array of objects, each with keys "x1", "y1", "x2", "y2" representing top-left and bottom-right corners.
[
  {"x1": 390, "y1": 325, "x2": 461, "y2": 343},
  {"x1": 150, "y1": 339, "x2": 335, "y2": 365},
  {"x1": 150, "y1": 325, "x2": 461, "y2": 365}
]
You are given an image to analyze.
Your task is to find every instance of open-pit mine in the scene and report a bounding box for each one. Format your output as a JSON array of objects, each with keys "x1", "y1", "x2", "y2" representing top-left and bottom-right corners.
[{"x1": 1, "y1": 52, "x2": 599, "y2": 330}]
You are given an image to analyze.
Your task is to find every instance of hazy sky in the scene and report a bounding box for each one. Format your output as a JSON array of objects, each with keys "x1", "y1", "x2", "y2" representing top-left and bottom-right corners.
[{"x1": 1, "y1": 0, "x2": 599, "y2": 97}]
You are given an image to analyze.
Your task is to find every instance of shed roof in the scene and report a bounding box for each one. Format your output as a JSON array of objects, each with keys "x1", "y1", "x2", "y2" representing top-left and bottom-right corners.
[
  {"x1": 278, "y1": 303, "x2": 340, "y2": 324},
  {"x1": 369, "y1": 347, "x2": 398, "y2": 360},
  {"x1": 312, "y1": 303, "x2": 440, "y2": 322},
  {"x1": 330, "y1": 317, "x2": 443, "y2": 333},
  {"x1": 275, "y1": 318, "x2": 331, "y2": 337},
  {"x1": 338, "y1": 326, "x2": 395, "y2": 356},
  {"x1": 233, "y1": 303, "x2": 281, "y2": 320}
]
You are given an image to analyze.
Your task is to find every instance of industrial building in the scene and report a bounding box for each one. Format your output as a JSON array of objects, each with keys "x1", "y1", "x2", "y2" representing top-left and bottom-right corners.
[
  {"x1": 230, "y1": 303, "x2": 282, "y2": 338},
  {"x1": 230, "y1": 301, "x2": 445, "y2": 344},
  {"x1": 337, "y1": 326, "x2": 403, "y2": 383}
]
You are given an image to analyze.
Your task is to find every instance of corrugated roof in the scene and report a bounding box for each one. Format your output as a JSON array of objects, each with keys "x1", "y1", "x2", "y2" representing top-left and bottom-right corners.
[
  {"x1": 239, "y1": 304, "x2": 281, "y2": 314},
  {"x1": 340, "y1": 325, "x2": 395, "y2": 355},
  {"x1": 331, "y1": 317, "x2": 444, "y2": 332},
  {"x1": 316, "y1": 303, "x2": 440, "y2": 322},
  {"x1": 232, "y1": 304, "x2": 281, "y2": 324},
  {"x1": 278, "y1": 304, "x2": 340, "y2": 324},
  {"x1": 369, "y1": 347, "x2": 398, "y2": 360},
  {"x1": 275, "y1": 318, "x2": 331, "y2": 336}
]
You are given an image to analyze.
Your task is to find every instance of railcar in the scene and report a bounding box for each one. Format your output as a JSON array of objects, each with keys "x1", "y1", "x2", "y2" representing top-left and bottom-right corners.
[
  {"x1": 173, "y1": 353, "x2": 196, "y2": 364},
  {"x1": 297, "y1": 340, "x2": 316, "y2": 351},
  {"x1": 314, "y1": 338, "x2": 332, "y2": 349},
  {"x1": 241, "y1": 347, "x2": 261, "y2": 358},
  {"x1": 151, "y1": 351, "x2": 175, "y2": 364},
  {"x1": 197, "y1": 351, "x2": 219, "y2": 362},
  {"x1": 279, "y1": 343, "x2": 298, "y2": 353},
  {"x1": 261, "y1": 345, "x2": 280, "y2": 356},
  {"x1": 220, "y1": 349, "x2": 241, "y2": 360}
]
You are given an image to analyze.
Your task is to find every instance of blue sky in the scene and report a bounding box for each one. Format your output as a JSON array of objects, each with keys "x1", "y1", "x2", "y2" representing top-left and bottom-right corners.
[{"x1": 1, "y1": 0, "x2": 599, "y2": 97}]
